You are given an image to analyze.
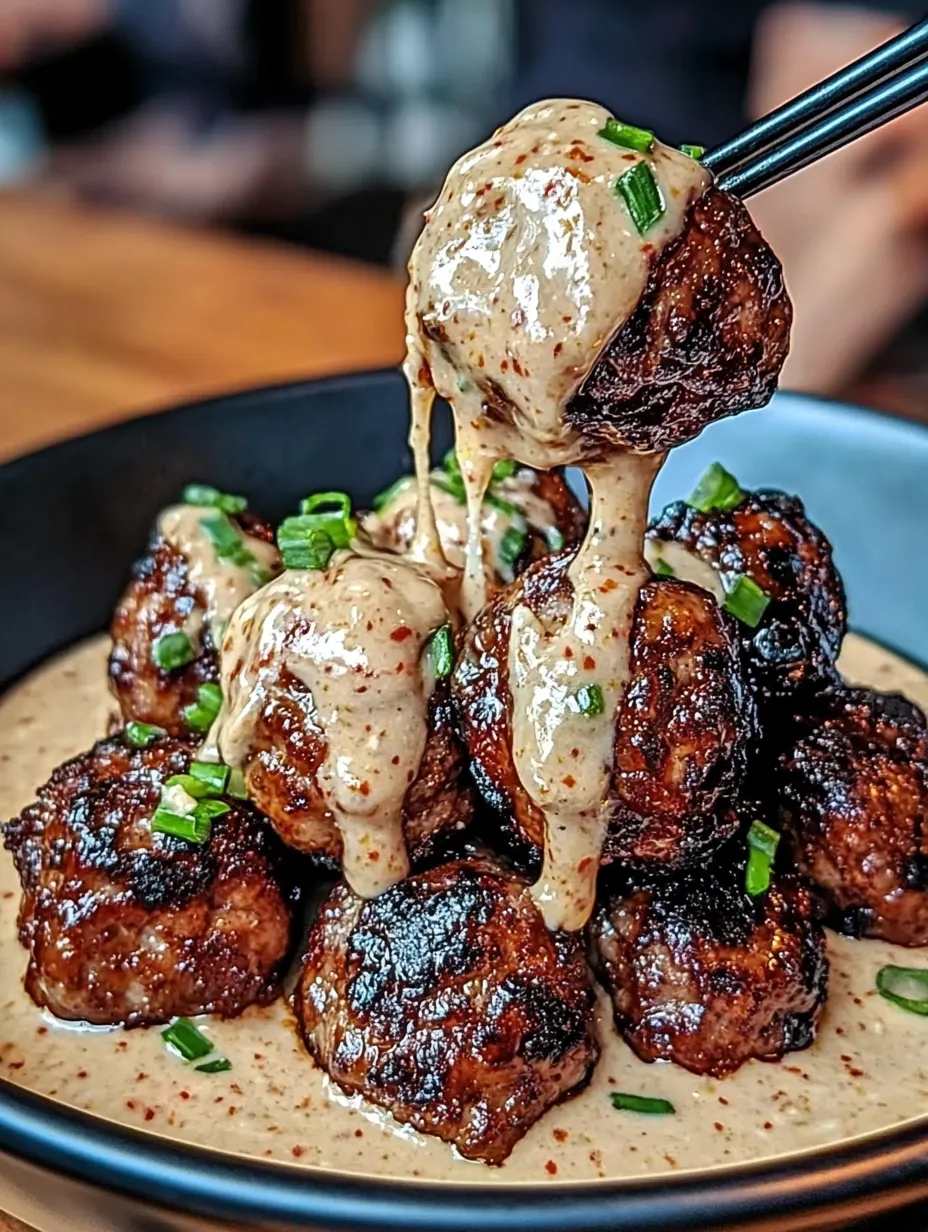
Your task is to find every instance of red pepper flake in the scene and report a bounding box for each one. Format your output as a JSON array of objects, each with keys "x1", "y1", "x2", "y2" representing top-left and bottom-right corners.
[
  {"x1": 545, "y1": 1160, "x2": 558, "y2": 1176},
  {"x1": 562, "y1": 775, "x2": 576, "y2": 788},
  {"x1": 144, "y1": 1109, "x2": 156, "y2": 1122},
  {"x1": 477, "y1": 354, "x2": 486, "y2": 369},
  {"x1": 179, "y1": 1091, "x2": 190, "y2": 1100},
  {"x1": 515, "y1": 153, "x2": 528, "y2": 165},
  {"x1": 553, "y1": 342, "x2": 563, "y2": 357},
  {"x1": 391, "y1": 755, "x2": 400, "y2": 765},
  {"x1": 391, "y1": 626, "x2": 413, "y2": 643},
  {"x1": 763, "y1": 1121, "x2": 774, "y2": 1131},
  {"x1": 571, "y1": 748, "x2": 580, "y2": 758},
  {"x1": 849, "y1": 1067, "x2": 864, "y2": 1078},
  {"x1": 359, "y1": 781, "x2": 371, "y2": 797},
  {"x1": 553, "y1": 1128, "x2": 568, "y2": 1143},
  {"x1": 565, "y1": 167, "x2": 592, "y2": 184},
  {"x1": 718, "y1": 1096, "x2": 729, "y2": 1106},
  {"x1": 36, "y1": 1026, "x2": 47, "y2": 1036},
  {"x1": 564, "y1": 646, "x2": 574, "y2": 658},
  {"x1": 582, "y1": 655, "x2": 596, "y2": 670},
  {"x1": 622, "y1": 152, "x2": 637, "y2": 161},
  {"x1": 501, "y1": 359, "x2": 509, "y2": 372},
  {"x1": 601, "y1": 578, "x2": 618, "y2": 593},
  {"x1": 77, "y1": 1069, "x2": 88, "y2": 1079},
  {"x1": 369, "y1": 850, "x2": 380, "y2": 863},
  {"x1": 7, "y1": 1061, "x2": 23, "y2": 1071},
  {"x1": 714, "y1": 1123, "x2": 724, "y2": 1132},
  {"x1": 354, "y1": 1128, "x2": 364, "y2": 1138},
  {"x1": 292, "y1": 1146, "x2": 305, "y2": 1159},
  {"x1": 395, "y1": 662, "x2": 405, "y2": 674},
  {"x1": 512, "y1": 358, "x2": 524, "y2": 376}
]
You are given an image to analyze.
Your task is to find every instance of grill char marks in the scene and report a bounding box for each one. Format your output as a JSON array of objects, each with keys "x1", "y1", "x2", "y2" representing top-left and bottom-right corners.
[
  {"x1": 295, "y1": 855, "x2": 598, "y2": 1164},
  {"x1": 568, "y1": 188, "x2": 792, "y2": 454}
]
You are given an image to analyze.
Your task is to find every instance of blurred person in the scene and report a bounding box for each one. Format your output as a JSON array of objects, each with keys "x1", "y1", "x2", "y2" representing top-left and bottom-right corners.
[{"x1": 507, "y1": 0, "x2": 928, "y2": 396}]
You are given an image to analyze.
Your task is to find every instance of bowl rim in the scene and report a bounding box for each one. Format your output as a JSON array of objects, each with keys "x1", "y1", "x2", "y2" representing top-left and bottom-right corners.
[{"x1": 3, "y1": 370, "x2": 928, "y2": 1231}]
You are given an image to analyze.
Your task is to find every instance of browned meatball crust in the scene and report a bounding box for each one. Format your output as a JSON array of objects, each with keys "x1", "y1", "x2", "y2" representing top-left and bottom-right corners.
[
  {"x1": 3, "y1": 735, "x2": 296, "y2": 1027},
  {"x1": 647, "y1": 490, "x2": 847, "y2": 711},
  {"x1": 780, "y1": 687, "x2": 928, "y2": 946},
  {"x1": 109, "y1": 510, "x2": 278, "y2": 736},
  {"x1": 566, "y1": 188, "x2": 792, "y2": 454},
  {"x1": 244, "y1": 679, "x2": 474, "y2": 870},
  {"x1": 453, "y1": 551, "x2": 754, "y2": 870},
  {"x1": 591, "y1": 848, "x2": 828, "y2": 1077},
  {"x1": 295, "y1": 856, "x2": 598, "y2": 1164}
]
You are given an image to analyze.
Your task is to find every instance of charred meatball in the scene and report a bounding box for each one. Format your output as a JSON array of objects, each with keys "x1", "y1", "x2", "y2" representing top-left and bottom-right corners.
[
  {"x1": 647, "y1": 489, "x2": 846, "y2": 711},
  {"x1": 296, "y1": 856, "x2": 598, "y2": 1164},
  {"x1": 591, "y1": 845, "x2": 828, "y2": 1077},
  {"x1": 453, "y1": 552, "x2": 754, "y2": 870},
  {"x1": 362, "y1": 464, "x2": 586, "y2": 589},
  {"x1": 3, "y1": 735, "x2": 295, "y2": 1026},
  {"x1": 780, "y1": 687, "x2": 928, "y2": 946},
  {"x1": 109, "y1": 500, "x2": 280, "y2": 736},
  {"x1": 567, "y1": 188, "x2": 792, "y2": 454}
]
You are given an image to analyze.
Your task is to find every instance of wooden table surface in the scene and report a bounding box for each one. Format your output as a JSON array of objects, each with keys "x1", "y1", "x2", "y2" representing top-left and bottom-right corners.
[{"x1": 0, "y1": 190, "x2": 406, "y2": 462}]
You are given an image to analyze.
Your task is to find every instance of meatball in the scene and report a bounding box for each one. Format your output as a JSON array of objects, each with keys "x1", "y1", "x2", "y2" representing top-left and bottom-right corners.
[
  {"x1": 109, "y1": 502, "x2": 280, "y2": 736},
  {"x1": 591, "y1": 845, "x2": 828, "y2": 1077},
  {"x1": 647, "y1": 489, "x2": 847, "y2": 711},
  {"x1": 780, "y1": 687, "x2": 928, "y2": 946},
  {"x1": 362, "y1": 464, "x2": 587, "y2": 590},
  {"x1": 295, "y1": 856, "x2": 598, "y2": 1164},
  {"x1": 3, "y1": 735, "x2": 295, "y2": 1027},
  {"x1": 453, "y1": 551, "x2": 754, "y2": 870},
  {"x1": 567, "y1": 188, "x2": 792, "y2": 454},
  {"x1": 242, "y1": 681, "x2": 474, "y2": 872}
]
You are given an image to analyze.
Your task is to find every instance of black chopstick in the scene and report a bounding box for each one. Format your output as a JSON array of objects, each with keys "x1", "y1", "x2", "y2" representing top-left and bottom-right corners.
[
  {"x1": 716, "y1": 56, "x2": 928, "y2": 198},
  {"x1": 704, "y1": 16, "x2": 928, "y2": 181}
]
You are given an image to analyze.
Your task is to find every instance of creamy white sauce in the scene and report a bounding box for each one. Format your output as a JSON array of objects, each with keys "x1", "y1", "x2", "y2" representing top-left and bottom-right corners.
[
  {"x1": 3, "y1": 634, "x2": 928, "y2": 1184},
  {"x1": 644, "y1": 538, "x2": 726, "y2": 603},
  {"x1": 404, "y1": 99, "x2": 709, "y2": 926},
  {"x1": 213, "y1": 552, "x2": 448, "y2": 897},
  {"x1": 362, "y1": 468, "x2": 561, "y2": 585},
  {"x1": 158, "y1": 506, "x2": 280, "y2": 646}
]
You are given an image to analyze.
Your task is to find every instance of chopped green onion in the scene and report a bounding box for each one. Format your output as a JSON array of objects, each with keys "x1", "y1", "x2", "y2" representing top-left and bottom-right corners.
[
  {"x1": 227, "y1": 767, "x2": 249, "y2": 800},
  {"x1": 616, "y1": 161, "x2": 665, "y2": 234},
  {"x1": 162, "y1": 1018, "x2": 214, "y2": 1062},
  {"x1": 491, "y1": 459, "x2": 518, "y2": 482},
  {"x1": 575, "y1": 683, "x2": 605, "y2": 718},
  {"x1": 200, "y1": 513, "x2": 258, "y2": 573},
  {"x1": 151, "y1": 631, "x2": 196, "y2": 673},
  {"x1": 371, "y1": 475, "x2": 413, "y2": 513},
  {"x1": 610, "y1": 1092, "x2": 675, "y2": 1115},
  {"x1": 443, "y1": 449, "x2": 462, "y2": 479},
  {"x1": 745, "y1": 820, "x2": 780, "y2": 896},
  {"x1": 277, "y1": 517, "x2": 336, "y2": 570},
  {"x1": 500, "y1": 526, "x2": 527, "y2": 568},
  {"x1": 483, "y1": 490, "x2": 522, "y2": 517},
  {"x1": 655, "y1": 557, "x2": 676, "y2": 578},
  {"x1": 152, "y1": 808, "x2": 211, "y2": 844},
  {"x1": 431, "y1": 475, "x2": 466, "y2": 505},
  {"x1": 183, "y1": 682, "x2": 223, "y2": 733},
  {"x1": 428, "y1": 624, "x2": 455, "y2": 679},
  {"x1": 124, "y1": 721, "x2": 165, "y2": 749},
  {"x1": 196, "y1": 798, "x2": 231, "y2": 821},
  {"x1": 546, "y1": 527, "x2": 566, "y2": 552},
  {"x1": 689, "y1": 462, "x2": 745, "y2": 513},
  {"x1": 196, "y1": 1057, "x2": 233, "y2": 1074},
  {"x1": 679, "y1": 143, "x2": 706, "y2": 160},
  {"x1": 182, "y1": 484, "x2": 248, "y2": 516},
  {"x1": 189, "y1": 761, "x2": 229, "y2": 796},
  {"x1": 724, "y1": 575, "x2": 771, "y2": 628},
  {"x1": 164, "y1": 773, "x2": 211, "y2": 800},
  {"x1": 876, "y1": 965, "x2": 928, "y2": 1016},
  {"x1": 297, "y1": 491, "x2": 358, "y2": 548},
  {"x1": 598, "y1": 117, "x2": 655, "y2": 153}
]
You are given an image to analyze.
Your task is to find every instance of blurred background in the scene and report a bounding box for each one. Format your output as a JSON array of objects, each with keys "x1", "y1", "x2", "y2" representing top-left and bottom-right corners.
[{"x1": 1, "y1": 0, "x2": 927, "y2": 417}]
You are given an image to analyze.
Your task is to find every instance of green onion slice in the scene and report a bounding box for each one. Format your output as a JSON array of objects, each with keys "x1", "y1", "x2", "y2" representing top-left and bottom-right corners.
[
  {"x1": 876, "y1": 965, "x2": 928, "y2": 1016},
  {"x1": 679, "y1": 143, "x2": 706, "y2": 160},
  {"x1": 655, "y1": 557, "x2": 676, "y2": 578},
  {"x1": 151, "y1": 631, "x2": 196, "y2": 673},
  {"x1": 294, "y1": 491, "x2": 358, "y2": 549},
  {"x1": 124, "y1": 721, "x2": 165, "y2": 749},
  {"x1": 189, "y1": 760, "x2": 229, "y2": 796},
  {"x1": 610, "y1": 1092, "x2": 675, "y2": 1115},
  {"x1": 617, "y1": 161, "x2": 665, "y2": 234},
  {"x1": 164, "y1": 773, "x2": 210, "y2": 800},
  {"x1": 598, "y1": 117, "x2": 655, "y2": 153},
  {"x1": 162, "y1": 1018, "x2": 214, "y2": 1062},
  {"x1": 575, "y1": 683, "x2": 605, "y2": 718},
  {"x1": 196, "y1": 1057, "x2": 233, "y2": 1074},
  {"x1": 183, "y1": 682, "x2": 222, "y2": 733},
  {"x1": 199, "y1": 513, "x2": 258, "y2": 573},
  {"x1": 491, "y1": 459, "x2": 518, "y2": 482},
  {"x1": 689, "y1": 462, "x2": 745, "y2": 513},
  {"x1": 152, "y1": 808, "x2": 212, "y2": 844},
  {"x1": 724, "y1": 575, "x2": 771, "y2": 629},
  {"x1": 745, "y1": 820, "x2": 780, "y2": 896},
  {"x1": 227, "y1": 767, "x2": 249, "y2": 800},
  {"x1": 371, "y1": 475, "x2": 413, "y2": 513},
  {"x1": 431, "y1": 475, "x2": 466, "y2": 506},
  {"x1": 500, "y1": 526, "x2": 527, "y2": 569},
  {"x1": 196, "y1": 798, "x2": 231, "y2": 821},
  {"x1": 428, "y1": 624, "x2": 455, "y2": 679},
  {"x1": 546, "y1": 527, "x2": 566, "y2": 552},
  {"x1": 182, "y1": 484, "x2": 248, "y2": 516},
  {"x1": 277, "y1": 517, "x2": 336, "y2": 570}
]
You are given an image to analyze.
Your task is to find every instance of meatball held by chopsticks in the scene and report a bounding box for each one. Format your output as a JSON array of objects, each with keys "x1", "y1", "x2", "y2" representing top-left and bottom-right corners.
[
  {"x1": 109, "y1": 485, "x2": 281, "y2": 737},
  {"x1": 296, "y1": 855, "x2": 598, "y2": 1165},
  {"x1": 3, "y1": 733, "x2": 296, "y2": 1027},
  {"x1": 453, "y1": 555, "x2": 756, "y2": 874}
]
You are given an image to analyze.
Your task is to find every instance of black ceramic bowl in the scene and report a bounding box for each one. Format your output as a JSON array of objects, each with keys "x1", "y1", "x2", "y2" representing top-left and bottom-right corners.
[{"x1": 1, "y1": 370, "x2": 927, "y2": 1232}]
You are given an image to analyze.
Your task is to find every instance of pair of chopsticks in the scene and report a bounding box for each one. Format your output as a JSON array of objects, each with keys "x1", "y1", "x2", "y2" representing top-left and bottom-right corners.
[{"x1": 704, "y1": 17, "x2": 928, "y2": 197}]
